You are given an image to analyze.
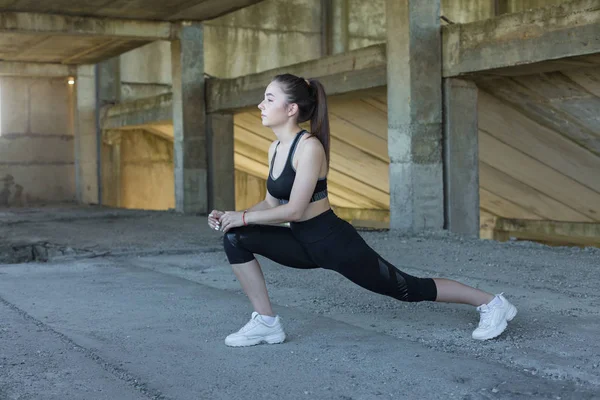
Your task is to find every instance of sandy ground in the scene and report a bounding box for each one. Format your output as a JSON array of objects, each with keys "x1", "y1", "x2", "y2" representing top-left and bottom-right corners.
[{"x1": 1, "y1": 205, "x2": 599, "y2": 399}]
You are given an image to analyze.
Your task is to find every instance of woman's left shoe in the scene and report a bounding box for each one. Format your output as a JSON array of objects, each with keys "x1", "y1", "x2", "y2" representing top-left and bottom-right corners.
[
  {"x1": 472, "y1": 293, "x2": 517, "y2": 340},
  {"x1": 225, "y1": 312, "x2": 286, "y2": 347}
]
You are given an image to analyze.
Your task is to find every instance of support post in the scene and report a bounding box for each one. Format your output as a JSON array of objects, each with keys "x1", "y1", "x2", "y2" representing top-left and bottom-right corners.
[
  {"x1": 171, "y1": 22, "x2": 207, "y2": 214},
  {"x1": 386, "y1": 0, "x2": 444, "y2": 232},
  {"x1": 207, "y1": 113, "x2": 235, "y2": 211},
  {"x1": 75, "y1": 65, "x2": 99, "y2": 204},
  {"x1": 332, "y1": 0, "x2": 349, "y2": 55},
  {"x1": 95, "y1": 57, "x2": 120, "y2": 205},
  {"x1": 443, "y1": 78, "x2": 480, "y2": 236}
]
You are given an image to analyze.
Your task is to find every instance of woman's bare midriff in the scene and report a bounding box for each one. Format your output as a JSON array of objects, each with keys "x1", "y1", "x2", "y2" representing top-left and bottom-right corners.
[{"x1": 296, "y1": 197, "x2": 331, "y2": 222}]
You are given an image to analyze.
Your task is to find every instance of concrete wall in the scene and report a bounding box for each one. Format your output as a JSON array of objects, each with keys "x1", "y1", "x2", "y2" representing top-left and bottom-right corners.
[
  {"x1": 0, "y1": 77, "x2": 75, "y2": 207},
  {"x1": 344, "y1": 0, "x2": 572, "y2": 49},
  {"x1": 119, "y1": 0, "x2": 322, "y2": 86},
  {"x1": 204, "y1": 0, "x2": 322, "y2": 78},
  {"x1": 505, "y1": 0, "x2": 569, "y2": 13},
  {"x1": 120, "y1": 41, "x2": 172, "y2": 102},
  {"x1": 119, "y1": 130, "x2": 174, "y2": 211},
  {"x1": 235, "y1": 170, "x2": 266, "y2": 211}
]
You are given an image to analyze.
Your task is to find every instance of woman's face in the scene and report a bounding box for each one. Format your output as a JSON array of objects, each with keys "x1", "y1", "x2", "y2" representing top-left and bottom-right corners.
[{"x1": 258, "y1": 81, "x2": 293, "y2": 128}]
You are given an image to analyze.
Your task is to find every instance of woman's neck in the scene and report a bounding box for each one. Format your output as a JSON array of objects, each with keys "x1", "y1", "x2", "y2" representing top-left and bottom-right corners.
[{"x1": 272, "y1": 123, "x2": 303, "y2": 145}]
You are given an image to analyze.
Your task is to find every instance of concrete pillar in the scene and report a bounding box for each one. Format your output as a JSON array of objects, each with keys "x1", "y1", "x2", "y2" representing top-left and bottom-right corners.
[
  {"x1": 332, "y1": 0, "x2": 349, "y2": 54},
  {"x1": 98, "y1": 57, "x2": 121, "y2": 105},
  {"x1": 95, "y1": 57, "x2": 120, "y2": 206},
  {"x1": 386, "y1": 0, "x2": 444, "y2": 232},
  {"x1": 171, "y1": 22, "x2": 207, "y2": 214},
  {"x1": 113, "y1": 134, "x2": 123, "y2": 208},
  {"x1": 75, "y1": 65, "x2": 99, "y2": 204},
  {"x1": 321, "y1": 0, "x2": 333, "y2": 57},
  {"x1": 494, "y1": 0, "x2": 509, "y2": 15},
  {"x1": 207, "y1": 113, "x2": 235, "y2": 211},
  {"x1": 443, "y1": 78, "x2": 479, "y2": 236}
]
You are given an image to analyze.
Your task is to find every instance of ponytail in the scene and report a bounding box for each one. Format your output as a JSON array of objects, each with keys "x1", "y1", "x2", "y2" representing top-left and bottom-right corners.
[
  {"x1": 307, "y1": 79, "x2": 330, "y2": 166},
  {"x1": 273, "y1": 73, "x2": 331, "y2": 166}
]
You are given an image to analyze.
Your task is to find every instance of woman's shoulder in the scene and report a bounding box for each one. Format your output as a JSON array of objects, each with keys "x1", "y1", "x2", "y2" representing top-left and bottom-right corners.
[{"x1": 297, "y1": 132, "x2": 324, "y2": 157}]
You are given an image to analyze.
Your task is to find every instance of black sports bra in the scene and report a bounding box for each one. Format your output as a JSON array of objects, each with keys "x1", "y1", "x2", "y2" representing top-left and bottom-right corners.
[{"x1": 266, "y1": 130, "x2": 328, "y2": 205}]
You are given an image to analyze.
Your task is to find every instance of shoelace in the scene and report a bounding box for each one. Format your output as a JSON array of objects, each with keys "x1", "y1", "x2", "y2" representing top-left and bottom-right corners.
[
  {"x1": 477, "y1": 305, "x2": 493, "y2": 328},
  {"x1": 239, "y1": 317, "x2": 260, "y2": 333}
]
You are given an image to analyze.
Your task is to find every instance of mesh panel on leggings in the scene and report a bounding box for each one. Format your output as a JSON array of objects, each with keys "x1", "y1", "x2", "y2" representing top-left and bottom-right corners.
[{"x1": 379, "y1": 257, "x2": 409, "y2": 302}]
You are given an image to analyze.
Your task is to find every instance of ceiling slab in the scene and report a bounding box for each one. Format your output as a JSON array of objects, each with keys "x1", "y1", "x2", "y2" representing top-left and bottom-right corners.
[
  {"x1": 0, "y1": 0, "x2": 265, "y2": 64},
  {"x1": 0, "y1": 0, "x2": 266, "y2": 21}
]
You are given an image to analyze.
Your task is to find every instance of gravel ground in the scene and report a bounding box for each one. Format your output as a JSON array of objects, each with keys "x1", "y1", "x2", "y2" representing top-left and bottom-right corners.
[{"x1": 1, "y1": 205, "x2": 599, "y2": 399}]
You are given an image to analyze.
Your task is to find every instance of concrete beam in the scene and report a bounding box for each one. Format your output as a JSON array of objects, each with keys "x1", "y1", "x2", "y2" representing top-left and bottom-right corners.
[
  {"x1": 0, "y1": 12, "x2": 172, "y2": 39},
  {"x1": 0, "y1": 61, "x2": 75, "y2": 77},
  {"x1": 101, "y1": 93, "x2": 173, "y2": 130},
  {"x1": 493, "y1": 217, "x2": 600, "y2": 247},
  {"x1": 167, "y1": 0, "x2": 266, "y2": 21},
  {"x1": 443, "y1": 0, "x2": 600, "y2": 77},
  {"x1": 207, "y1": 44, "x2": 386, "y2": 113}
]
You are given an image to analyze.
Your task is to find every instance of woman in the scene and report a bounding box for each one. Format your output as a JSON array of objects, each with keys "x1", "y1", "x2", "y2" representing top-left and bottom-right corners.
[{"x1": 209, "y1": 73, "x2": 517, "y2": 347}]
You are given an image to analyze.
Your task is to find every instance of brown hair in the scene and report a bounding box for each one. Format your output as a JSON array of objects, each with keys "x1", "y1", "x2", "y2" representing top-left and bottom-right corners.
[{"x1": 273, "y1": 73, "x2": 330, "y2": 165}]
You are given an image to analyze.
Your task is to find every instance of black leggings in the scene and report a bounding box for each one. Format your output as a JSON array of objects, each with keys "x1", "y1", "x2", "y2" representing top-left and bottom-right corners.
[{"x1": 223, "y1": 209, "x2": 437, "y2": 303}]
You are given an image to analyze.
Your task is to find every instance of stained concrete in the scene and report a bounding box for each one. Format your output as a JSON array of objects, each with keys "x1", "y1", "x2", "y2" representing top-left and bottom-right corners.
[
  {"x1": 120, "y1": 130, "x2": 174, "y2": 210},
  {"x1": 443, "y1": 78, "x2": 479, "y2": 236},
  {"x1": 75, "y1": 65, "x2": 99, "y2": 205},
  {"x1": 386, "y1": 0, "x2": 444, "y2": 232},
  {"x1": 171, "y1": 22, "x2": 207, "y2": 214},
  {"x1": 1, "y1": 205, "x2": 600, "y2": 399},
  {"x1": 0, "y1": 77, "x2": 76, "y2": 206}
]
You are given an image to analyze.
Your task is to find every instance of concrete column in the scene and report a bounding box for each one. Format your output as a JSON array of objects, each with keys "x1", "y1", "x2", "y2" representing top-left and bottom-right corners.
[
  {"x1": 98, "y1": 57, "x2": 121, "y2": 105},
  {"x1": 332, "y1": 0, "x2": 349, "y2": 54},
  {"x1": 443, "y1": 78, "x2": 479, "y2": 236},
  {"x1": 386, "y1": 0, "x2": 444, "y2": 232},
  {"x1": 494, "y1": 0, "x2": 509, "y2": 16},
  {"x1": 207, "y1": 113, "x2": 235, "y2": 211},
  {"x1": 171, "y1": 22, "x2": 207, "y2": 214},
  {"x1": 75, "y1": 65, "x2": 99, "y2": 204},
  {"x1": 95, "y1": 57, "x2": 120, "y2": 206}
]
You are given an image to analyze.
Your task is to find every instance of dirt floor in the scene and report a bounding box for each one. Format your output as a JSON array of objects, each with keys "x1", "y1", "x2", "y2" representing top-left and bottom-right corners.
[{"x1": 1, "y1": 205, "x2": 599, "y2": 399}]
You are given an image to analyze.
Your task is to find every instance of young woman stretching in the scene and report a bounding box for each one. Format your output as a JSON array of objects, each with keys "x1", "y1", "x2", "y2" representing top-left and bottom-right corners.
[{"x1": 208, "y1": 73, "x2": 517, "y2": 347}]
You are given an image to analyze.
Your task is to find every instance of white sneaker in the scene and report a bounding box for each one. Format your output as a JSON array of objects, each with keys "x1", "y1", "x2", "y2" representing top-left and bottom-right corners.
[
  {"x1": 472, "y1": 293, "x2": 517, "y2": 340},
  {"x1": 225, "y1": 312, "x2": 286, "y2": 347}
]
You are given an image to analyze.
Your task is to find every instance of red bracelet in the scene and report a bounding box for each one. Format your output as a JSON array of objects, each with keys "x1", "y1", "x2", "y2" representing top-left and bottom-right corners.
[{"x1": 242, "y1": 210, "x2": 248, "y2": 226}]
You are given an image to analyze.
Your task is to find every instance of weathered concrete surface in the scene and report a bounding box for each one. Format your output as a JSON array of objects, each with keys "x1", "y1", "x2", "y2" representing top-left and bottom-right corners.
[
  {"x1": 0, "y1": 0, "x2": 265, "y2": 22},
  {"x1": 204, "y1": 0, "x2": 321, "y2": 78},
  {"x1": 443, "y1": 78, "x2": 479, "y2": 236},
  {"x1": 1, "y1": 205, "x2": 600, "y2": 399},
  {"x1": 387, "y1": 0, "x2": 444, "y2": 232},
  {"x1": 207, "y1": 44, "x2": 386, "y2": 113},
  {"x1": 0, "y1": 62, "x2": 72, "y2": 77},
  {"x1": 443, "y1": 0, "x2": 600, "y2": 77},
  {"x1": 0, "y1": 77, "x2": 75, "y2": 207},
  {"x1": 171, "y1": 22, "x2": 207, "y2": 214},
  {"x1": 75, "y1": 65, "x2": 99, "y2": 205}
]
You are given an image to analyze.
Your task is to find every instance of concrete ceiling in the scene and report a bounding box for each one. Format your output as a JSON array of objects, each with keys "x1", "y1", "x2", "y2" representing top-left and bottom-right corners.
[
  {"x1": 0, "y1": 0, "x2": 265, "y2": 21},
  {"x1": 0, "y1": 0, "x2": 265, "y2": 64},
  {"x1": 0, "y1": 34, "x2": 152, "y2": 64}
]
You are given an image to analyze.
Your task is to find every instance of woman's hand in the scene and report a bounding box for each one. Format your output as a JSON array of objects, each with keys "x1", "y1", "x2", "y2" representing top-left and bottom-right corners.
[
  {"x1": 218, "y1": 211, "x2": 246, "y2": 233},
  {"x1": 208, "y1": 210, "x2": 224, "y2": 231}
]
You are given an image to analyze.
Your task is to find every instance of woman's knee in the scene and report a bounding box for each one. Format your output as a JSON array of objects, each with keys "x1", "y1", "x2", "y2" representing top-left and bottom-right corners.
[{"x1": 223, "y1": 227, "x2": 256, "y2": 264}]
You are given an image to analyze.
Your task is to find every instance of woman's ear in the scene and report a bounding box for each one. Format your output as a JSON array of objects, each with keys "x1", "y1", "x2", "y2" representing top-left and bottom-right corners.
[{"x1": 287, "y1": 103, "x2": 299, "y2": 117}]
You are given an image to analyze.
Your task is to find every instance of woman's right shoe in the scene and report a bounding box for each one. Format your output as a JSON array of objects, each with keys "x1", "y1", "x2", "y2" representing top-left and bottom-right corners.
[
  {"x1": 472, "y1": 293, "x2": 517, "y2": 340},
  {"x1": 225, "y1": 312, "x2": 286, "y2": 347}
]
